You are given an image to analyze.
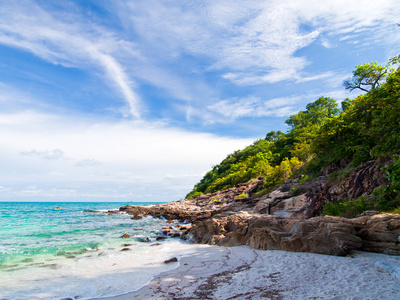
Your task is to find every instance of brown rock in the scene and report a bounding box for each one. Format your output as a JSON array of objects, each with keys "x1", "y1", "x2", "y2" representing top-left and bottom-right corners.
[
  {"x1": 184, "y1": 213, "x2": 362, "y2": 256},
  {"x1": 150, "y1": 243, "x2": 162, "y2": 247},
  {"x1": 122, "y1": 233, "x2": 133, "y2": 238},
  {"x1": 131, "y1": 215, "x2": 143, "y2": 220},
  {"x1": 156, "y1": 236, "x2": 168, "y2": 241},
  {"x1": 164, "y1": 257, "x2": 178, "y2": 264},
  {"x1": 121, "y1": 248, "x2": 130, "y2": 251},
  {"x1": 166, "y1": 220, "x2": 175, "y2": 224}
]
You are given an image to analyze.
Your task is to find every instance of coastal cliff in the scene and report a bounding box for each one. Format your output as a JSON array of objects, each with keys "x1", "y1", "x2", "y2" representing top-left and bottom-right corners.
[{"x1": 120, "y1": 160, "x2": 400, "y2": 256}]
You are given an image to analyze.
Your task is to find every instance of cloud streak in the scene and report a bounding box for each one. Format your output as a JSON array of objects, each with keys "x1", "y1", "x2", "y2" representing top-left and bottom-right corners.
[{"x1": 0, "y1": 1, "x2": 141, "y2": 117}]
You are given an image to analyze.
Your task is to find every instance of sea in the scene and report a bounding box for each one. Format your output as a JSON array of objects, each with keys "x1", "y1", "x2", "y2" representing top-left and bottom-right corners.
[{"x1": 0, "y1": 202, "x2": 202, "y2": 300}]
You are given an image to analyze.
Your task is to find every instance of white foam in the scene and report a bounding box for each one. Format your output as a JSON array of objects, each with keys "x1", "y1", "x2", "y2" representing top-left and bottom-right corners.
[{"x1": 0, "y1": 239, "x2": 205, "y2": 300}]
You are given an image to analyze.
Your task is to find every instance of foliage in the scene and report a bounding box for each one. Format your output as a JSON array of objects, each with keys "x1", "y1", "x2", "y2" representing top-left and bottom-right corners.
[
  {"x1": 186, "y1": 53, "x2": 400, "y2": 213},
  {"x1": 235, "y1": 193, "x2": 249, "y2": 199},
  {"x1": 343, "y1": 56, "x2": 399, "y2": 92},
  {"x1": 322, "y1": 197, "x2": 372, "y2": 218}
]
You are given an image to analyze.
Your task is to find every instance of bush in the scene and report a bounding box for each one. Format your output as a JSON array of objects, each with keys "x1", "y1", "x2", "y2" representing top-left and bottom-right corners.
[
  {"x1": 235, "y1": 193, "x2": 249, "y2": 199},
  {"x1": 322, "y1": 197, "x2": 372, "y2": 218}
]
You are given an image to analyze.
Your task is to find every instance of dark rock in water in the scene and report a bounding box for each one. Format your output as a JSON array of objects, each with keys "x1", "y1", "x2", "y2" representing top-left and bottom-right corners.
[
  {"x1": 121, "y1": 248, "x2": 131, "y2": 251},
  {"x1": 123, "y1": 244, "x2": 133, "y2": 247},
  {"x1": 166, "y1": 220, "x2": 175, "y2": 224},
  {"x1": 150, "y1": 243, "x2": 162, "y2": 246},
  {"x1": 164, "y1": 257, "x2": 178, "y2": 264},
  {"x1": 131, "y1": 215, "x2": 143, "y2": 220},
  {"x1": 122, "y1": 233, "x2": 134, "y2": 238},
  {"x1": 107, "y1": 210, "x2": 120, "y2": 215},
  {"x1": 139, "y1": 237, "x2": 152, "y2": 242},
  {"x1": 83, "y1": 210, "x2": 100, "y2": 213},
  {"x1": 156, "y1": 236, "x2": 167, "y2": 241},
  {"x1": 171, "y1": 233, "x2": 181, "y2": 238}
]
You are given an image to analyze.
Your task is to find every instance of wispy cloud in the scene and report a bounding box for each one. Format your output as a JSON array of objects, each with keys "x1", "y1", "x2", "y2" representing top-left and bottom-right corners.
[
  {"x1": 0, "y1": 1, "x2": 142, "y2": 117},
  {"x1": 20, "y1": 149, "x2": 65, "y2": 160}
]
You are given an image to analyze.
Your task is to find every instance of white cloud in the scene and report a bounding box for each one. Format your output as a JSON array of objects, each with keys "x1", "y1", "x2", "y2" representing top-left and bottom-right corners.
[
  {"x1": 0, "y1": 110, "x2": 252, "y2": 201},
  {"x1": 20, "y1": 149, "x2": 65, "y2": 160}
]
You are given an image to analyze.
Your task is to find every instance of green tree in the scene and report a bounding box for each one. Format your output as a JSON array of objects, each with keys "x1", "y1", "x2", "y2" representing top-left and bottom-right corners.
[{"x1": 344, "y1": 56, "x2": 399, "y2": 92}]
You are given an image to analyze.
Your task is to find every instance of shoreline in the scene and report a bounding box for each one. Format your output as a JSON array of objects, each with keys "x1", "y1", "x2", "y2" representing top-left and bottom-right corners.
[{"x1": 95, "y1": 245, "x2": 400, "y2": 300}]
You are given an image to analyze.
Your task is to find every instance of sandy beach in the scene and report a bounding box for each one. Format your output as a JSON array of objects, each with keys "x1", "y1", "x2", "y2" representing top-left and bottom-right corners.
[{"x1": 97, "y1": 245, "x2": 400, "y2": 300}]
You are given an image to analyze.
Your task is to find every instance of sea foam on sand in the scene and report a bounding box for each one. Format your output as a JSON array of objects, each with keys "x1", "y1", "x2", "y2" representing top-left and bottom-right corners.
[{"x1": 99, "y1": 245, "x2": 400, "y2": 300}]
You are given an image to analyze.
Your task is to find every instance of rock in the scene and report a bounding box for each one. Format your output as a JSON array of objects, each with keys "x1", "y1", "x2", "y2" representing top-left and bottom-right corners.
[
  {"x1": 156, "y1": 236, "x2": 167, "y2": 241},
  {"x1": 131, "y1": 215, "x2": 143, "y2": 220},
  {"x1": 171, "y1": 233, "x2": 181, "y2": 238},
  {"x1": 107, "y1": 210, "x2": 120, "y2": 215},
  {"x1": 123, "y1": 244, "x2": 132, "y2": 247},
  {"x1": 121, "y1": 248, "x2": 130, "y2": 251},
  {"x1": 150, "y1": 243, "x2": 162, "y2": 247},
  {"x1": 184, "y1": 213, "x2": 362, "y2": 256},
  {"x1": 164, "y1": 257, "x2": 178, "y2": 264},
  {"x1": 122, "y1": 233, "x2": 133, "y2": 238},
  {"x1": 118, "y1": 160, "x2": 400, "y2": 256},
  {"x1": 347, "y1": 214, "x2": 400, "y2": 255},
  {"x1": 138, "y1": 237, "x2": 152, "y2": 243},
  {"x1": 83, "y1": 210, "x2": 100, "y2": 213}
]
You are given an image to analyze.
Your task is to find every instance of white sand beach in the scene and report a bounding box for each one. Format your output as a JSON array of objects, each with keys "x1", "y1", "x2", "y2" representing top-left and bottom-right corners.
[{"x1": 98, "y1": 245, "x2": 400, "y2": 300}]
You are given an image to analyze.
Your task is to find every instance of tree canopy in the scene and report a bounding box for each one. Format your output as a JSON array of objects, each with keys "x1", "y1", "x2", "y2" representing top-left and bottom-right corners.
[{"x1": 186, "y1": 54, "x2": 400, "y2": 209}]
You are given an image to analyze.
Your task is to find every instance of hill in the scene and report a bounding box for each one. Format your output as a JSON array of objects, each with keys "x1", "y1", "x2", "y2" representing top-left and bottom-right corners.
[{"x1": 186, "y1": 54, "x2": 400, "y2": 217}]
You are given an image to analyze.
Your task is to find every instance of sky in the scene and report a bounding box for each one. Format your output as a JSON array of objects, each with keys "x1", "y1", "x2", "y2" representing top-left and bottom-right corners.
[{"x1": 0, "y1": 0, "x2": 399, "y2": 202}]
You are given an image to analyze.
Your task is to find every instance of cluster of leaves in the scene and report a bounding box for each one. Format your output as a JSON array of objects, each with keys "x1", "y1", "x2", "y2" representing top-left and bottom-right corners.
[{"x1": 186, "y1": 54, "x2": 400, "y2": 212}]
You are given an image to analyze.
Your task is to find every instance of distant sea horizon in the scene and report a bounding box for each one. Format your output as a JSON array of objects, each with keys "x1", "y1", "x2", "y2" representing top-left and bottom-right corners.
[{"x1": 0, "y1": 201, "x2": 200, "y2": 299}]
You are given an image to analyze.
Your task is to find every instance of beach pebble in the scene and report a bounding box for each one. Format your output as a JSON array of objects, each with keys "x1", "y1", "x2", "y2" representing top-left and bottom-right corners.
[{"x1": 164, "y1": 257, "x2": 178, "y2": 264}]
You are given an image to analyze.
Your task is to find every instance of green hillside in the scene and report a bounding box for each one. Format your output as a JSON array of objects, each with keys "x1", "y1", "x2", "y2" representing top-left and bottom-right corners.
[{"x1": 186, "y1": 54, "x2": 400, "y2": 214}]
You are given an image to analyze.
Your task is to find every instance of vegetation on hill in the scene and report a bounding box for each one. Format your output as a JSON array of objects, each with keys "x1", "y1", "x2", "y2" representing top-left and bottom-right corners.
[{"x1": 186, "y1": 54, "x2": 400, "y2": 215}]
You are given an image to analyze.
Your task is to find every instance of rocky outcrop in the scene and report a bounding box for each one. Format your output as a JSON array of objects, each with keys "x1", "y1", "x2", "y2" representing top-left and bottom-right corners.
[
  {"x1": 347, "y1": 214, "x2": 400, "y2": 255},
  {"x1": 311, "y1": 159, "x2": 390, "y2": 212},
  {"x1": 182, "y1": 212, "x2": 400, "y2": 256},
  {"x1": 182, "y1": 213, "x2": 362, "y2": 256},
  {"x1": 120, "y1": 178, "x2": 264, "y2": 222},
  {"x1": 120, "y1": 159, "x2": 400, "y2": 256}
]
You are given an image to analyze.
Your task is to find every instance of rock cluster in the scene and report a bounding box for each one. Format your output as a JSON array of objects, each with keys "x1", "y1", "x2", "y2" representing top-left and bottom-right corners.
[{"x1": 120, "y1": 160, "x2": 400, "y2": 256}]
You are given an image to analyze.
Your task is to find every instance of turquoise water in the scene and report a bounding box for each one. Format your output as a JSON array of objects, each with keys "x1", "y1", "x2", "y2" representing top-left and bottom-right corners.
[
  {"x1": 0, "y1": 202, "x2": 160, "y2": 266},
  {"x1": 0, "y1": 202, "x2": 202, "y2": 300}
]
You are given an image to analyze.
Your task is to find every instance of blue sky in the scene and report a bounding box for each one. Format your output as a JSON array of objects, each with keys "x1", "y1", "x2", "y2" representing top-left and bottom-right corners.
[{"x1": 0, "y1": 0, "x2": 399, "y2": 202}]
